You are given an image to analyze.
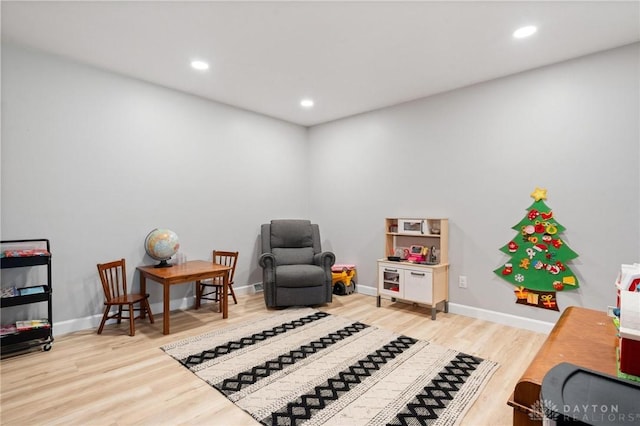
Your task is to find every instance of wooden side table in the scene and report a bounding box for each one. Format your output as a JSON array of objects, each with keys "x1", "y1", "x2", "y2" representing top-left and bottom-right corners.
[{"x1": 508, "y1": 306, "x2": 618, "y2": 425}]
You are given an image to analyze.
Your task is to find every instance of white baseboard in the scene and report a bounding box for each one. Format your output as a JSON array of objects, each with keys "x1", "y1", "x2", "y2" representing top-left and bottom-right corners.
[
  {"x1": 447, "y1": 303, "x2": 553, "y2": 334},
  {"x1": 53, "y1": 283, "x2": 260, "y2": 336},
  {"x1": 355, "y1": 284, "x2": 377, "y2": 296},
  {"x1": 53, "y1": 283, "x2": 553, "y2": 336},
  {"x1": 356, "y1": 285, "x2": 553, "y2": 334}
]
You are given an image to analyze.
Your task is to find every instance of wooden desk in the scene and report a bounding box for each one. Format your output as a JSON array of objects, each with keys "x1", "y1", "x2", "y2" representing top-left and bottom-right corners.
[
  {"x1": 508, "y1": 306, "x2": 618, "y2": 425},
  {"x1": 137, "y1": 260, "x2": 231, "y2": 334}
]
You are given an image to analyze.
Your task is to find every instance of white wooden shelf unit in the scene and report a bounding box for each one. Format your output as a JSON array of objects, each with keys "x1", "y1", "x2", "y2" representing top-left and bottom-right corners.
[{"x1": 376, "y1": 218, "x2": 449, "y2": 320}]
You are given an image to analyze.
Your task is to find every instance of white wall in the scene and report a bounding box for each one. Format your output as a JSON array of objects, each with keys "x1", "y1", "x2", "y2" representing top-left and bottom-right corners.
[
  {"x1": 1, "y1": 43, "x2": 309, "y2": 327},
  {"x1": 2, "y1": 42, "x2": 639, "y2": 333},
  {"x1": 308, "y1": 43, "x2": 640, "y2": 324}
]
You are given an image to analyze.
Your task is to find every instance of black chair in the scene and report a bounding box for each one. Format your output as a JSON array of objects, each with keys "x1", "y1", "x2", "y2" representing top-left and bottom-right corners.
[{"x1": 259, "y1": 219, "x2": 335, "y2": 308}]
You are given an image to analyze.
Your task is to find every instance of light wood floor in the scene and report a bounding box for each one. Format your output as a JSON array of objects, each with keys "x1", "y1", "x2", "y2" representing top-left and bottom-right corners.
[{"x1": 0, "y1": 293, "x2": 547, "y2": 425}]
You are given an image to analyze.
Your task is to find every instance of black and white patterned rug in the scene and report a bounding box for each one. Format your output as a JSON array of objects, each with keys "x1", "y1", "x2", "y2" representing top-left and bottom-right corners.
[{"x1": 161, "y1": 308, "x2": 498, "y2": 426}]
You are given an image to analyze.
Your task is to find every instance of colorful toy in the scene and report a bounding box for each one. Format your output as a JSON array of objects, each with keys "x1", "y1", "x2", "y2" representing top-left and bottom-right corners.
[
  {"x1": 406, "y1": 245, "x2": 426, "y2": 263},
  {"x1": 615, "y1": 263, "x2": 640, "y2": 307},
  {"x1": 332, "y1": 264, "x2": 357, "y2": 295},
  {"x1": 619, "y1": 291, "x2": 640, "y2": 377}
]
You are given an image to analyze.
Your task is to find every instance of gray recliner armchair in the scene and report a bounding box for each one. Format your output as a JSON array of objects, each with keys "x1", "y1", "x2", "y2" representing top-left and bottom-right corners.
[{"x1": 259, "y1": 219, "x2": 335, "y2": 308}]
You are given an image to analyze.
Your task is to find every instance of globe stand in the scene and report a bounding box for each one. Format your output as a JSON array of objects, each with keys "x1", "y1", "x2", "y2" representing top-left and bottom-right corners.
[{"x1": 154, "y1": 259, "x2": 173, "y2": 268}]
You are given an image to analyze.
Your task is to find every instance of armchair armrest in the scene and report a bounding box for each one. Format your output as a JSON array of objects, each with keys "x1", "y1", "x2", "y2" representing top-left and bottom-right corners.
[
  {"x1": 259, "y1": 253, "x2": 276, "y2": 269},
  {"x1": 258, "y1": 252, "x2": 277, "y2": 307},
  {"x1": 314, "y1": 251, "x2": 336, "y2": 269}
]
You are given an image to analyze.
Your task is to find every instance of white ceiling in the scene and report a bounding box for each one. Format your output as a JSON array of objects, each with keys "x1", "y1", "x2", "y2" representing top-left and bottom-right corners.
[{"x1": 2, "y1": 1, "x2": 639, "y2": 126}]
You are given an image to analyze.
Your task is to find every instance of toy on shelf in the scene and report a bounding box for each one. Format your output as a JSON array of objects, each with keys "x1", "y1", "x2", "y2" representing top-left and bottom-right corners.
[
  {"x1": 615, "y1": 263, "x2": 640, "y2": 307},
  {"x1": 406, "y1": 245, "x2": 426, "y2": 263},
  {"x1": 619, "y1": 290, "x2": 640, "y2": 377}
]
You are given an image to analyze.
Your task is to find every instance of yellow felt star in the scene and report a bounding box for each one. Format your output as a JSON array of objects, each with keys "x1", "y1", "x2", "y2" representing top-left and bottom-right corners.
[{"x1": 530, "y1": 187, "x2": 547, "y2": 201}]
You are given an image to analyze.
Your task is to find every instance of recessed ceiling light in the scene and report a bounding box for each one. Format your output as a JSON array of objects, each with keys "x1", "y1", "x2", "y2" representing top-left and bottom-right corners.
[
  {"x1": 513, "y1": 25, "x2": 537, "y2": 39},
  {"x1": 190, "y1": 60, "x2": 209, "y2": 71},
  {"x1": 300, "y1": 99, "x2": 314, "y2": 108}
]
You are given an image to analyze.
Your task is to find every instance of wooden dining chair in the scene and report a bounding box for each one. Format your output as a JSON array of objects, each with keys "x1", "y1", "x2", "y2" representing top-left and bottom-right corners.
[
  {"x1": 96, "y1": 258, "x2": 154, "y2": 336},
  {"x1": 195, "y1": 250, "x2": 239, "y2": 312}
]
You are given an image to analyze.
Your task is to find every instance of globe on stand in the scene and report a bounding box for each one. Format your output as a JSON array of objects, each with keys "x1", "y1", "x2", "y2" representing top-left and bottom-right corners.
[{"x1": 144, "y1": 228, "x2": 180, "y2": 268}]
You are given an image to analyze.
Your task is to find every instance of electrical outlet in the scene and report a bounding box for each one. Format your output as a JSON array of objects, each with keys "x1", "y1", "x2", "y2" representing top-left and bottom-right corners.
[{"x1": 459, "y1": 275, "x2": 468, "y2": 289}]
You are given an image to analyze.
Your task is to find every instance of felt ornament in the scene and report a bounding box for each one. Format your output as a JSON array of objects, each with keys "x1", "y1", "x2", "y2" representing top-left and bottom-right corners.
[
  {"x1": 545, "y1": 224, "x2": 558, "y2": 235},
  {"x1": 541, "y1": 211, "x2": 553, "y2": 220},
  {"x1": 502, "y1": 263, "x2": 513, "y2": 275},
  {"x1": 530, "y1": 187, "x2": 547, "y2": 202}
]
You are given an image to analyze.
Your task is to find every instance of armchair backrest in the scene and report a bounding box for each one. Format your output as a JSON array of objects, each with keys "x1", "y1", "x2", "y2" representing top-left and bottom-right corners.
[{"x1": 262, "y1": 219, "x2": 322, "y2": 265}]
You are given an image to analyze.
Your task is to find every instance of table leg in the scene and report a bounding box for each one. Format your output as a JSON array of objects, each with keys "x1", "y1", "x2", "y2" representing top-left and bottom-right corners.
[
  {"x1": 222, "y1": 271, "x2": 229, "y2": 319},
  {"x1": 163, "y1": 282, "x2": 170, "y2": 334},
  {"x1": 194, "y1": 281, "x2": 200, "y2": 309},
  {"x1": 140, "y1": 275, "x2": 147, "y2": 319}
]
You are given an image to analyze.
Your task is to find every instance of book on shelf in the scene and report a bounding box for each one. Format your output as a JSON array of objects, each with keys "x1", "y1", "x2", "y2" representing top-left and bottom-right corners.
[
  {"x1": 1, "y1": 248, "x2": 50, "y2": 258},
  {"x1": 15, "y1": 319, "x2": 50, "y2": 331},
  {"x1": 17, "y1": 286, "x2": 46, "y2": 296},
  {"x1": 1, "y1": 286, "x2": 17, "y2": 298},
  {"x1": 0, "y1": 324, "x2": 18, "y2": 337},
  {"x1": 1, "y1": 285, "x2": 47, "y2": 298}
]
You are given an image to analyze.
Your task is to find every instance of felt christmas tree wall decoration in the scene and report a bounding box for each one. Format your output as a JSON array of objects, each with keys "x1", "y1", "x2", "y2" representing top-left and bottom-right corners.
[{"x1": 494, "y1": 188, "x2": 579, "y2": 311}]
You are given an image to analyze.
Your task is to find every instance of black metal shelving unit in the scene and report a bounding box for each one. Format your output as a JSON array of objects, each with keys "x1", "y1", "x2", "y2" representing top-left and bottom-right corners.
[{"x1": 1, "y1": 239, "x2": 54, "y2": 355}]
